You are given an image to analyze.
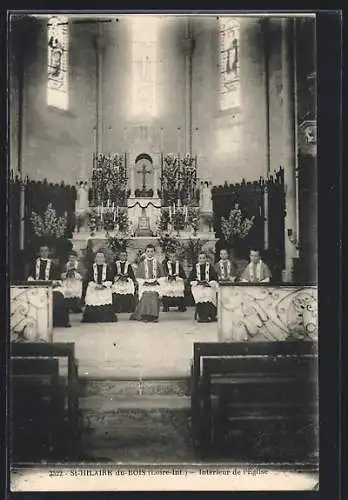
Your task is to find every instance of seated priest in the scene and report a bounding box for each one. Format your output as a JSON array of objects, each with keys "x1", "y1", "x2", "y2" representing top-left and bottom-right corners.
[
  {"x1": 240, "y1": 248, "x2": 272, "y2": 283},
  {"x1": 27, "y1": 245, "x2": 71, "y2": 328},
  {"x1": 112, "y1": 250, "x2": 137, "y2": 313},
  {"x1": 215, "y1": 248, "x2": 237, "y2": 282},
  {"x1": 130, "y1": 244, "x2": 164, "y2": 323},
  {"x1": 162, "y1": 250, "x2": 187, "y2": 312},
  {"x1": 81, "y1": 251, "x2": 117, "y2": 323},
  {"x1": 189, "y1": 251, "x2": 218, "y2": 323},
  {"x1": 61, "y1": 251, "x2": 83, "y2": 313}
]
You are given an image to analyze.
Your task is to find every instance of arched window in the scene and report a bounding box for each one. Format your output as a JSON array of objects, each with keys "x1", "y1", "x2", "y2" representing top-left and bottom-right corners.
[
  {"x1": 219, "y1": 17, "x2": 241, "y2": 111},
  {"x1": 47, "y1": 15, "x2": 69, "y2": 110},
  {"x1": 130, "y1": 16, "x2": 158, "y2": 118}
]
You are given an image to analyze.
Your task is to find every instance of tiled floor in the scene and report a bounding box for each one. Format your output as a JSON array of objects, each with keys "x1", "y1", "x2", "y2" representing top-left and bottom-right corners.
[{"x1": 53, "y1": 307, "x2": 217, "y2": 378}]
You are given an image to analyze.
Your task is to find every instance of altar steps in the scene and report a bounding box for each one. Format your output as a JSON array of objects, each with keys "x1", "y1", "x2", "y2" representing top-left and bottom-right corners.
[{"x1": 76, "y1": 377, "x2": 195, "y2": 463}]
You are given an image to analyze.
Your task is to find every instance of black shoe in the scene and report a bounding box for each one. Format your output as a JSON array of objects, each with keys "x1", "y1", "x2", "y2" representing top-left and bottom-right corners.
[
  {"x1": 178, "y1": 306, "x2": 187, "y2": 312},
  {"x1": 65, "y1": 323, "x2": 71, "y2": 328},
  {"x1": 163, "y1": 307, "x2": 169, "y2": 312}
]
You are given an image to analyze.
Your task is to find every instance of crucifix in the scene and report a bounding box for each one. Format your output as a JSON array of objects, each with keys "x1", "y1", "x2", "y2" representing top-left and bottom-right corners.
[{"x1": 137, "y1": 162, "x2": 151, "y2": 191}]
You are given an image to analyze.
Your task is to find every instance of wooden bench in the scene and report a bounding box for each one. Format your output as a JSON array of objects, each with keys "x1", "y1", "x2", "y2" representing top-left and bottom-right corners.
[
  {"x1": 10, "y1": 343, "x2": 79, "y2": 462},
  {"x1": 191, "y1": 341, "x2": 318, "y2": 462}
]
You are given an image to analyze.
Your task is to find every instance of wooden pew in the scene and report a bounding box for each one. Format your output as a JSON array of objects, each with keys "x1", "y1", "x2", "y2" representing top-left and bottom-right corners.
[
  {"x1": 11, "y1": 358, "x2": 61, "y2": 461},
  {"x1": 191, "y1": 341, "x2": 318, "y2": 462},
  {"x1": 10, "y1": 343, "x2": 79, "y2": 462}
]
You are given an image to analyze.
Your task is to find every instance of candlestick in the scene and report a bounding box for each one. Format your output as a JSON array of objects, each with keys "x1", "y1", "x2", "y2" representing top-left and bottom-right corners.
[
  {"x1": 113, "y1": 211, "x2": 116, "y2": 222},
  {"x1": 169, "y1": 206, "x2": 172, "y2": 221},
  {"x1": 173, "y1": 203, "x2": 176, "y2": 215}
]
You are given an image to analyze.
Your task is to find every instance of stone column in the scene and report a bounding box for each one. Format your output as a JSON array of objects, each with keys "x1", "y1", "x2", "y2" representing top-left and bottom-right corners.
[
  {"x1": 183, "y1": 20, "x2": 194, "y2": 154},
  {"x1": 281, "y1": 18, "x2": 297, "y2": 282},
  {"x1": 130, "y1": 162, "x2": 135, "y2": 197},
  {"x1": 153, "y1": 162, "x2": 159, "y2": 199},
  {"x1": 94, "y1": 24, "x2": 104, "y2": 155}
]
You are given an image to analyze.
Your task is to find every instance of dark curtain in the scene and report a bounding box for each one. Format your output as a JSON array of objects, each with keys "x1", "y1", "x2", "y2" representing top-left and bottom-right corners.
[
  {"x1": 9, "y1": 178, "x2": 76, "y2": 273},
  {"x1": 267, "y1": 168, "x2": 285, "y2": 281},
  {"x1": 212, "y1": 168, "x2": 285, "y2": 274},
  {"x1": 212, "y1": 180, "x2": 264, "y2": 260}
]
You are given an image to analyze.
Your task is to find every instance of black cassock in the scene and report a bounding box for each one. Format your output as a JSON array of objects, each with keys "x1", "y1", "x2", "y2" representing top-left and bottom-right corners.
[
  {"x1": 112, "y1": 261, "x2": 137, "y2": 313},
  {"x1": 188, "y1": 263, "x2": 218, "y2": 323},
  {"x1": 162, "y1": 259, "x2": 187, "y2": 312},
  {"x1": 81, "y1": 264, "x2": 117, "y2": 323},
  {"x1": 28, "y1": 258, "x2": 70, "y2": 328}
]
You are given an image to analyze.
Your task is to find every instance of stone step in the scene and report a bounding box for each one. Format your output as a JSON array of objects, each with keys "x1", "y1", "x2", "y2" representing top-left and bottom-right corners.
[
  {"x1": 80, "y1": 395, "x2": 191, "y2": 411},
  {"x1": 77, "y1": 377, "x2": 190, "y2": 397}
]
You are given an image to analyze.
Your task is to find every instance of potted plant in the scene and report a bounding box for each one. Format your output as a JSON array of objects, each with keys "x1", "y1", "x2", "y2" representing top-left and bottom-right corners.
[
  {"x1": 30, "y1": 203, "x2": 70, "y2": 261},
  {"x1": 220, "y1": 204, "x2": 255, "y2": 259},
  {"x1": 158, "y1": 232, "x2": 181, "y2": 256}
]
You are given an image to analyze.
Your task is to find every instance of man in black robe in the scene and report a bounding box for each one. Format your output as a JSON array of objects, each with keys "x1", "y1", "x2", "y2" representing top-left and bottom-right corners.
[
  {"x1": 162, "y1": 251, "x2": 187, "y2": 312},
  {"x1": 188, "y1": 252, "x2": 218, "y2": 323},
  {"x1": 27, "y1": 245, "x2": 70, "y2": 328},
  {"x1": 112, "y1": 250, "x2": 137, "y2": 313}
]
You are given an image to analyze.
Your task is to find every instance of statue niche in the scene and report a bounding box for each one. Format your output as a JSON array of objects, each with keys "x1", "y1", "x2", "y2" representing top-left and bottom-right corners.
[{"x1": 134, "y1": 153, "x2": 154, "y2": 198}]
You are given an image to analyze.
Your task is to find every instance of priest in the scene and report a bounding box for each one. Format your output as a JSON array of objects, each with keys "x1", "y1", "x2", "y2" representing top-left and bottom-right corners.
[
  {"x1": 240, "y1": 248, "x2": 272, "y2": 283},
  {"x1": 112, "y1": 250, "x2": 137, "y2": 313},
  {"x1": 189, "y1": 251, "x2": 218, "y2": 323},
  {"x1": 215, "y1": 248, "x2": 237, "y2": 282},
  {"x1": 81, "y1": 251, "x2": 117, "y2": 323},
  {"x1": 130, "y1": 244, "x2": 164, "y2": 323},
  {"x1": 162, "y1": 250, "x2": 187, "y2": 312},
  {"x1": 27, "y1": 245, "x2": 70, "y2": 327}
]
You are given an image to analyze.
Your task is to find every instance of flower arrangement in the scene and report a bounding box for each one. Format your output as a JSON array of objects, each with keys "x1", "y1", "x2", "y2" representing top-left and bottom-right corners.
[
  {"x1": 181, "y1": 153, "x2": 195, "y2": 168},
  {"x1": 172, "y1": 210, "x2": 185, "y2": 231},
  {"x1": 92, "y1": 153, "x2": 127, "y2": 203},
  {"x1": 88, "y1": 209, "x2": 98, "y2": 234},
  {"x1": 108, "y1": 236, "x2": 129, "y2": 256},
  {"x1": 30, "y1": 203, "x2": 68, "y2": 238},
  {"x1": 181, "y1": 238, "x2": 204, "y2": 265},
  {"x1": 116, "y1": 210, "x2": 129, "y2": 233},
  {"x1": 158, "y1": 233, "x2": 181, "y2": 255},
  {"x1": 187, "y1": 206, "x2": 200, "y2": 233},
  {"x1": 220, "y1": 204, "x2": 255, "y2": 243},
  {"x1": 159, "y1": 208, "x2": 171, "y2": 231}
]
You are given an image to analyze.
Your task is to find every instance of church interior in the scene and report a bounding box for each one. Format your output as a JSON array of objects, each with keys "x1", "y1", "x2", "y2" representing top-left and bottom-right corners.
[{"x1": 9, "y1": 13, "x2": 318, "y2": 476}]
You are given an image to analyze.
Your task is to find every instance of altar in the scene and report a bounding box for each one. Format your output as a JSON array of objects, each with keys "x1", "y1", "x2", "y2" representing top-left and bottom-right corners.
[
  {"x1": 217, "y1": 282, "x2": 318, "y2": 342},
  {"x1": 73, "y1": 151, "x2": 217, "y2": 263}
]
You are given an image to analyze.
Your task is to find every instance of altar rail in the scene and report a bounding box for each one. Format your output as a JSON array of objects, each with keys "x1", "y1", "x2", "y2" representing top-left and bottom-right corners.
[
  {"x1": 10, "y1": 281, "x2": 53, "y2": 342},
  {"x1": 217, "y1": 282, "x2": 318, "y2": 342}
]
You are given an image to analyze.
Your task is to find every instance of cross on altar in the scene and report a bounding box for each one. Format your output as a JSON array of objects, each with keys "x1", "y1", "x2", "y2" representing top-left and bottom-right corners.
[{"x1": 137, "y1": 163, "x2": 151, "y2": 191}]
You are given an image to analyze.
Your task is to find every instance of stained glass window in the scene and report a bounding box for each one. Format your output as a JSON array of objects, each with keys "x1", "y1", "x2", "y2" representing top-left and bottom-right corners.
[
  {"x1": 219, "y1": 17, "x2": 241, "y2": 111},
  {"x1": 47, "y1": 16, "x2": 69, "y2": 110},
  {"x1": 130, "y1": 16, "x2": 158, "y2": 118}
]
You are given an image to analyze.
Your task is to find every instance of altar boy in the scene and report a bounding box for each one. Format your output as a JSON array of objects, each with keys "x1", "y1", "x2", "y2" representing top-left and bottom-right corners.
[
  {"x1": 215, "y1": 248, "x2": 237, "y2": 282},
  {"x1": 112, "y1": 250, "x2": 137, "y2": 313},
  {"x1": 189, "y1": 252, "x2": 218, "y2": 323},
  {"x1": 162, "y1": 251, "x2": 187, "y2": 312},
  {"x1": 240, "y1": 249, "x2": 272, "y2": 283},
  {"x1": 130, "y1": 244, "x2": 164, "y2": 323}
]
